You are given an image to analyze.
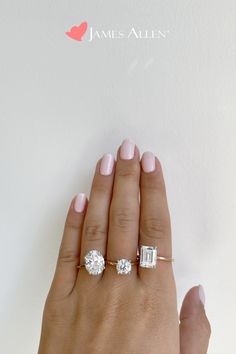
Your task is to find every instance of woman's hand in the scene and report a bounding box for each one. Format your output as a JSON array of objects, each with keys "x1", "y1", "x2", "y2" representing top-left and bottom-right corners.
[{"x1": 38, "y1": 139, "x2": 211, "y2": 354}]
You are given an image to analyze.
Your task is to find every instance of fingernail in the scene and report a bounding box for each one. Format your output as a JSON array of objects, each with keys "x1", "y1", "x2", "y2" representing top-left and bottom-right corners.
[
  {"x1": 120, "y1": 138, "x2": 135, "y2": 160},
  {"x1": 100, "y1": 153, "x2": 114, "y2": 176},
  {"x1": 141, "y1": 151, "x2": 156, "y2": 173},
  {"x1": 74, "y1": 193, "x2": 86, "y2": 213},
  {"x1": 198, "y1": 285, "x2": 205, "y2": 306}
]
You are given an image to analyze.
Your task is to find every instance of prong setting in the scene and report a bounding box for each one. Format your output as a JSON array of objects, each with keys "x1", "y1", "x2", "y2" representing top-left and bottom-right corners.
[{"x1": 116, "y1": 259, "x2": 132, "y2": 275}]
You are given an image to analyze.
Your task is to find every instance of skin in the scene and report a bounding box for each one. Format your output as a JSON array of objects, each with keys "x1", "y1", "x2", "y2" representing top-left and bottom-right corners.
[{"x1": 38, "y1": 142, "x2": 211, "y2": 354}]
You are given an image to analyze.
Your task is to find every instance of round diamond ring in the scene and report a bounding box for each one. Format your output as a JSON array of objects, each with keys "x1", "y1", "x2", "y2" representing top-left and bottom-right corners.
[
  {"x1": 106, "y1": 258, "x2": 138, "y2": 275},
  {"x1": 116, "y1": 259, "x2": 132, "y2": 275}
]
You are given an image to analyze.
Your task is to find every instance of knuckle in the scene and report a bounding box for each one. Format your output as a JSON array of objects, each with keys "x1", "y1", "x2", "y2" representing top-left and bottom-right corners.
[
  {"x1": 43, "y1": 304, "x2": 65, "y2": 325},
  {"x1": 138, "y1": 291, "x2": 158, "y2": 314},
  {"x1": 92, "y1": 181, "x2": 109, "y2": 195},
  {"x1": 140, "y1": 216, "x2": 170, "y2": 240},
  {"x1": 142, "y1": 177, "x2": 166, "y2": 196},
  {"x1": 84, "y1": 223, "x2": 107, "y2": 242},
  {"x1": 110, "y1": 207, "x2": 137, "y2": 231},
  {"x1": 65, "y1": 217, "x2": 82, "y2": 232},
  {"x1": 100, "y1": 286, "x2": 134, "y2": 319},
  {"x1": 116, "y1": 166, "x2": 139, "y2": 180},
  {"x1": 58, "y1": 248, "x2": 79, "y2": 264},
  {"x1": 43, "y1": 297, "x2": 76, "y2": 326}
]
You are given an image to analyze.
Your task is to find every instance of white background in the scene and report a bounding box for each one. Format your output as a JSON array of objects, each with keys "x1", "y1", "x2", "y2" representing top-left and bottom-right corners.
[{"x1": 0, "y1": 1, "x2": 236, "y2": 353}]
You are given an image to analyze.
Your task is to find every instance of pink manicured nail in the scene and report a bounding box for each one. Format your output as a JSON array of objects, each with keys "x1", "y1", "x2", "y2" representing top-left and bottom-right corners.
[
  {"x1": 74, "y1": 193, "x2": 86, "y2": 213},
  {"x1": 198, "y1": 285, "x2": 205, "y2": 306},
  {"x1": 141, "y1": 151, "x2": 156, "y2": 173},
  {"x1": 120, "y1": 139, "x2": 135, "y2": 160},
  {"x1": 100, "y1": 153, "x2": 114, "y2": 176}
]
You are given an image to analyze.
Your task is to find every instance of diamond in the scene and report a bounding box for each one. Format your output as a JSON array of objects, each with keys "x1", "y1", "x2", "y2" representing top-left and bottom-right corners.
[
  {"x1": 116, "y1": 259, "x2": 132, "y2": 275},
  {"x1": 139, "y1": 246, "x2": 157, "y2": 268},
  {"x1": 84, "y1": 250, "x2": 105, "y2": 275}
]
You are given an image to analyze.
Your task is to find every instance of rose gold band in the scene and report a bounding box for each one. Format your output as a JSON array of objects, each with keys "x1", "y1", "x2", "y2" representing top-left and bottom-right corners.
[
  {"x1": 77, "y1": 264, "x2": 85, "y2": 269},
  {"x1": 156, "y1": 256, "x2": 174, "y2": 262}
]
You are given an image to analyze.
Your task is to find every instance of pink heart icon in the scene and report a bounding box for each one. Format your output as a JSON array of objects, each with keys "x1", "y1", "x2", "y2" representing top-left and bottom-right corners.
[{"x1": 65, "y1": 22, "x2": 88, "y2": 41}]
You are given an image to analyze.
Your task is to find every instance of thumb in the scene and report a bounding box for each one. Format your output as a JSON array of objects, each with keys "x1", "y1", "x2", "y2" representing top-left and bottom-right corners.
[{"x1": 180, "y1": 285, "x2": 211, "y2": 354}]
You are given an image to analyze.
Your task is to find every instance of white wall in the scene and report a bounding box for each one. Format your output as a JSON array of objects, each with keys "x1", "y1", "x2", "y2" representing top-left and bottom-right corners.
[{"x1": 0, "y1": 1, "x2": 236, "y2": 353}]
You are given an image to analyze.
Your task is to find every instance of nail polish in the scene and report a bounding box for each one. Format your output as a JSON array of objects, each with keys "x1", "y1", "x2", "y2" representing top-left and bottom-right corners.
[
  {"x1": 120, "y1": 139, "x2": 135, "y2": 160},
  {"x1": 100, "y1": 153, "x2": 114, "y2": 176},
  {"x1": 141, "y1": 151, "x2": 156, "y2": 173},
  {"x1": 198, "y1": 284, "x2": 205, "y2": 306},
  {"x1": 74, "y1": 193, "x2": 86, "y2": 213}
]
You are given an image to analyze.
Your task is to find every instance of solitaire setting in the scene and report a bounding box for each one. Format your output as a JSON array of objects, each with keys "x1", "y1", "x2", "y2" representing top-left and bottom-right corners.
[
  {"x1": 116, "y1": 259, "x2": 132, "y2": 275},
  {"x1": 139, "y1": 245, "x2": 158, "y2": 268},
  {"x1": 84, "y1": 250, "x2": 105, "y2": 275}
]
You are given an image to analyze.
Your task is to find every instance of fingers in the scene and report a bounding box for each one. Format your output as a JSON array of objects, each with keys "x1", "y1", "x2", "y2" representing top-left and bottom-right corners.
[
  {"x1": 53, "y1": 144, "x2": 171, "y2": 292},
  {"x1": 48, "y1": 194, "x2": 87, "y2": 299},
  {"x1": 139, "y1": 152, "x2": 172, "y2": 282},
  {"x1": 180, "y1": 285, "x2": 211, "y2": 354},
  {"x1": 77, "y1": 154, "x2": 115, "y2": 282},
  {"x1": 106, "y1": 139, "x2": 140, "y2": 275}
]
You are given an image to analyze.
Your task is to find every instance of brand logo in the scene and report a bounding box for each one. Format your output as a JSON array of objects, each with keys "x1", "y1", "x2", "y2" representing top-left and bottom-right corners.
[
  {"x1": 65, "y1": 22, "x2": 88, "y2": 41},
  {"x1": 65, "y1": 21, "x2": 169, "y2": 42}
]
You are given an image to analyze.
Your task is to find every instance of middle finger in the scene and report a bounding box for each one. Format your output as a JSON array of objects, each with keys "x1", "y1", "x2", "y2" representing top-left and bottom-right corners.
[{"x1": 106, "y1": 139, "x2": 140, "y2": 271}]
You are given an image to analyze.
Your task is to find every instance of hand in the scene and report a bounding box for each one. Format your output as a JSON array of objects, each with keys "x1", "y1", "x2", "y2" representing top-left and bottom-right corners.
[{"x1": 38, "y1": 139, "x2": 211, "y2": 354}]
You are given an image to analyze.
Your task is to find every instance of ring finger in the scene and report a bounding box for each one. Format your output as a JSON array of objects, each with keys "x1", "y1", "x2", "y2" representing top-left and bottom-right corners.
[{"x1": 139, "y1": 152, "x2": 173, "y2": 285}]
